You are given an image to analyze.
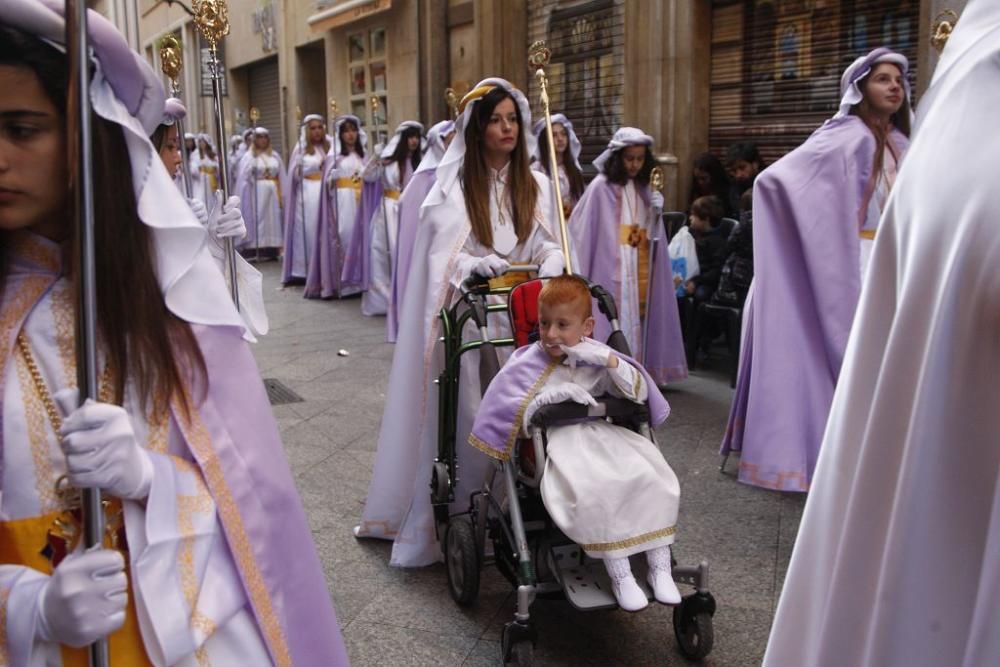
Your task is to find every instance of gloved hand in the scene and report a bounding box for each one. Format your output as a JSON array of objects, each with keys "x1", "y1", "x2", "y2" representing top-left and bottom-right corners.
[
  {"x1": 524, "y1": 383, "x2": 597, "y2": 428},
  {"x1": 560, "y1": 339, "x2": 612, "y2": 368},
  {"x1": 650, "y1": 191, "x2": 664, "y2": 211},
  {"x1": 187, "y1": 197, "x2": 209, "y2": 225},
  {"x1": 35, "y1": 548, "x2": 128, "y2": 647},
  {"x1": 55, "y1": 390, "x2": 154, "y2": 501},
  {"x1": 472, "y1": 254, "x2": 510, "y2": 278},
  {"x1": 207, "y1": 190, "x2": 247, "y2": 241},
  {"x1": 538, "y1": 253, "x2": 564, "y2": 278}
]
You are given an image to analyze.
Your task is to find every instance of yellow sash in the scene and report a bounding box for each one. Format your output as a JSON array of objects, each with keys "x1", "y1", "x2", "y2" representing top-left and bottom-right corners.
[
  {"x1": 0, "y1": 512, "x2": 150, "y2": 665},
  {"x1": 383, "y1": 189, "x2": 400, "y2": 201},
  {"x1": 335, "y1": 177, "x2": 362, "y2": 190},
  {"x1": 859, "y1": 229, "x2": 876, "y2": 240},
  {"x1": 619, "y1": 224, "x2": 650, "y2": 318},
  {"x1": 303, "y1": 172, "x2": 323, "y2": 181},
  {"x1": 199, "y1": 165, "x2": 218, "y2": 192}
]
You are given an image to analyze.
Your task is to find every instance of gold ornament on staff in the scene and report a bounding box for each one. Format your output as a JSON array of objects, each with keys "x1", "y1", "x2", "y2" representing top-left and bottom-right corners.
[
  {"x1": 249, "y1": 106, "x2": 260, "y2": 127},
  {"x1": 444, "y1": 87, "x2": 459, "y2": 119},
  {"x1": 931, "y1": 9, "x2": 959, "y2": 53},
  {"x1": 158, "y1": 35, "x2": 194, "y2": 198},
  {"x1": 528, "y1": 40, "x2": 573, "y2": 275},
  {"x1": 650, "y1": 166, "x2": 664, "y2": 193},
  {"x1": 194, "y1": 0, "x2": 240, "y2": 309},
  {"x1": 329, "y1": 98, "x2": 338, "y2": 126},
  {"x1": 370, "y1": 95, "x2": 386, "y2": 145}
]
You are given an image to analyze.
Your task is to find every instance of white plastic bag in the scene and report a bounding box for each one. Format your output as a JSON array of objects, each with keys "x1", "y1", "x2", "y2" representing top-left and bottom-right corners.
[{"x1": 668, "y1": 226, "x2": 700, "y2": 296}]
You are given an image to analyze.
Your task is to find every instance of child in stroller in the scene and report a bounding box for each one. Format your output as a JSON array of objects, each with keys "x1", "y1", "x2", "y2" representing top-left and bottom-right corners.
[{"x1": 471, "y1": 274, "x2": 682, "y2": 611}]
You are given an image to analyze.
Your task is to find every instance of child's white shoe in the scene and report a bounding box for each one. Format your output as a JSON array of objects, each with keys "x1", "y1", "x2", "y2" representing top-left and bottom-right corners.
[
  {"x1": 647, "y1": 568, "x2": 682, "y2": 605},
  {"x1": 603, "y1": 557, "x2": 648, "y2": 612}
]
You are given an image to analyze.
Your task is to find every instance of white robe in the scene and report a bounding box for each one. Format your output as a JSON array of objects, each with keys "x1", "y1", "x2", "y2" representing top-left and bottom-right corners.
[
  {"x1": 0, "y1": 277, "x2": 270, "y2": 666},
  {"x1": 361, "y1": 161, "x2": 409, "y2": 317},
  {"x1": 330, "y1": 153, "x2": 365, "y2": 297},
  {"x1": 618, "y1": 180, "x2": 650, "y2": 359},
  {"x1": 764, "y1": 4, "x2": 1000, "y2": 665},
  {"x1": 531, "y1": 356, "x2": 680, "y2": 559},
  {"x1": 289, "y1": 150, "x2": 326, "y2": 279},
  {"x1": 244, "y1": 153, "x2": 283, "y2": 249},
  {"x1": 188, "y1": 151, "x2": 219, "y2": 209},
  {"x1": 356, "y1": 167, "x2": 563, "y2": 567}
]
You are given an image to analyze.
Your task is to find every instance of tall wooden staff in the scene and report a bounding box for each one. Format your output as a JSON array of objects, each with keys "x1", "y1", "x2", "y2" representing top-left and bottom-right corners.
[
  {"x1": 193, "y1": 0, "x2": 240, "y2": 310},
  {"x1": 159, "y1": 35, "x2": 193, "y2": 198},
  {"x1": 528, "y1": 41, "x2": 573, "y2": 274},
  {"x1": 65, "y1": 1, "x2": 108, "y2": 665},
  {"x1": 444, "y1": 87, "x2": 459, "y2": 120}
]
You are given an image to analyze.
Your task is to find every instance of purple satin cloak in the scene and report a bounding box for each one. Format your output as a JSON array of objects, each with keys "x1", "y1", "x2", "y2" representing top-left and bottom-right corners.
[
  {"x1": 304, "y1": 154, "x2": 343, "y2": 299},
  {"x1": 469, "y1": 340, "x2": 670, "y2": 461},
  {"x1": 186, "y1": 325, "x2": 350, "y2": 665},
  {"x1": 568, "y1": 174, "x2": 688, "y2": 385},
  {"x1": 387, "y1": 169, "x2": 437, "y2": 343},
  {"x1": 720, "y1": 115, "x2": 909, "y2": 492},
  {"x1": 340, "y1": 179, "x2": 384, "y2": 290}
]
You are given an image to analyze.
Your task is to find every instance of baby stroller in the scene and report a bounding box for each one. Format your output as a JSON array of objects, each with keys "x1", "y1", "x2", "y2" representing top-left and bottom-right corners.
[{"x1": 429, "y1": 268, "x2": 716, "y2": 665}]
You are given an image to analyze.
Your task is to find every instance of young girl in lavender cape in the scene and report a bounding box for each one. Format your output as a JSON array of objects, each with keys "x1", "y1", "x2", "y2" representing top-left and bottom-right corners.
[{"x1": 470, "y1": 275, "x2": 682, "y2": 611}]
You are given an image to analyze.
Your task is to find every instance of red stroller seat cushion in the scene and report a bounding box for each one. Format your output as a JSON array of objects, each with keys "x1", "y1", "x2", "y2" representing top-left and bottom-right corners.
[{"x1": 508, "y1": 279, "x2": 545, "y2": 348}]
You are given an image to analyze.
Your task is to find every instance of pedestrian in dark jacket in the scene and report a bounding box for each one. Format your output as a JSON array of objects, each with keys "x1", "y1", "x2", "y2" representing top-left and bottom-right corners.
[{"x1": 684, "y1": 195, "x2": 729, "y2": 305}]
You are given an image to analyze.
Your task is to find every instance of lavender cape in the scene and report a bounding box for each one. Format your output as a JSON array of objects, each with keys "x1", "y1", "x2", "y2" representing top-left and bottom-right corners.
[
  {"x1": 235, "y1": 152, "x2": 287, "y2": 251},
  {"x1": 470, "y1": 340, "x2": 670, "y2": 461},
  {"x1": 340, "y1": 179, "x2": 384, "y2": 290},
  {"x1": 569, "y1": 174, "x2": 688, "y2": 385},
  {"x1": 280, "y1": 147, "x2": 314, "y2": 283},
  {"x1": 720, "y1": 115, "x2": 909, "y2": 491},
  {"x1": 387, "y1": 168, "x2": 437, "y2": 342}
]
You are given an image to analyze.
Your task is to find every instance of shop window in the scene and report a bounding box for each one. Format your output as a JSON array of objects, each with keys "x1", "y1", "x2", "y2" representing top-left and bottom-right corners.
[{"x1": 348, "y1": 27, "x2": 388, "y2": 141}]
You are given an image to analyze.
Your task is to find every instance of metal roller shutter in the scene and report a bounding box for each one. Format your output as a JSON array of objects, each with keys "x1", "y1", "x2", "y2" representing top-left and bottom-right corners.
[
  {"x1": 709, "y1": 0, "x2": 919, "y2": 166},
  {"x1": 248, "y1": 56, "x2": 283, "y2": 157},
  {"x1": 527, "y1": 0, "x2": 625, "y2": 174}
]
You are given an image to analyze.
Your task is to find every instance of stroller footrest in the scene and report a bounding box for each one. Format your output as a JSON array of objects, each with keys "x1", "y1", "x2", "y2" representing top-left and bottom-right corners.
[{"x1": 550, "y1": 545, "x2": 656, "y2": 611}]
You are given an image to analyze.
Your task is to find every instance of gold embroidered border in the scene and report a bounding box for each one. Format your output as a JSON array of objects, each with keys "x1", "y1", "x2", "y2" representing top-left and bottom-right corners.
[
  {"x1": 0, "y1": 585, "x2": 10, "y2": 664},
  {"x1": 580, "y1": 524, "x2": 677, "y2": 553},
  {"x1": 0, "y1": 276, "x2": 52, "y2": 405},
  {"x1": 173, "y1": 456, "x2": 216, "y2": 666},
  {"x1": 738, "y1": 461, "x2": 808, "y2": 492},
  {"x1": 173, "y1": 397, "x2": 292, "y2": 667},
  {"x1": 466, "y1": 359, "x2": 559, "y2": 462},
  {"x1": 15, "y1": 349, "x2": 59, "y2": 513},
  {"x1": 51, "y1": 281, "x2": 76, "y2": 389}
]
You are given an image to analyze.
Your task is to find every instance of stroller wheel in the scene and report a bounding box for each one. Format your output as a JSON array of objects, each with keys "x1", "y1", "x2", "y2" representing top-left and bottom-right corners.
[
  {"x1": 445, "y1": 517, "x2": 480, "y2": 606},
  {"x1": 430, "y1": 462, "x2": 451, "y2": 504},
  {"x1": 501, "y1": 621, "x2": 535, "y2": 666},
  {"x1": 672, "y1": 604, "x2": 714, "y2": 660}
]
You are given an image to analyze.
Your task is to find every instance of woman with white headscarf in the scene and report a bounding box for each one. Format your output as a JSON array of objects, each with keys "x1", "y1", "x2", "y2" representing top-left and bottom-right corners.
[
  {"x1": 189, "y1": 132, "x2": 220, "y2": 210},
  {"x1": 532, "y1": 113, "x2": 584, "y2": 216},
  {"x1": 388, "y1": 119, "x2": 456, "y2": 341},
  {"x1": 304, "y1": 114, "x2": 368, "y2": 298},
  {"x1": 235, "y1": 127, "x2": 286, "y2": 261},
  {"x1": 282, "y1": 114, "x2": 329, "y2": 284},
  {"x1": 569, "y1": 127, "x2": 688, "y2": 385},
  {"x1": 720, "y1": 47, "x2": 912, "y2": 493},
  {"x1": 764, "y1": 5, "x2": 999, "y2": 662},
  {"x1": 354, "y1": 78, "x2": 564, "y2": 566},
  {"x1": 0, "y1": 2, "x2": 345, "y2": 663},
  {"x1": 344, "y1": 120, "x2": 424, "y2": 316}
]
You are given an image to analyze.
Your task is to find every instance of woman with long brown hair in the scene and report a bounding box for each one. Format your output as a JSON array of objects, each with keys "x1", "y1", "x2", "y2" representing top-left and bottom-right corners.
[
  {"x1": 532, "y1": 113, "x2": 585, "y2": 216},
  {"x1": 720, "y1": 47, "x2": 912, "y2": 493},
  {"x1": 0, "y1": 2, "x2": 346, "y2": 663},
  {"x1": 355, "y1": 78, "x2": 564, "y2": 567}
]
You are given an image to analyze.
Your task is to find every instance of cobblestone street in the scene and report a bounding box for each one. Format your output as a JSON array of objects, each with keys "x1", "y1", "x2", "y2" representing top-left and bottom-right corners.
[{"x1": 251, "y1": 263, "x2": 804, "y2": 666}]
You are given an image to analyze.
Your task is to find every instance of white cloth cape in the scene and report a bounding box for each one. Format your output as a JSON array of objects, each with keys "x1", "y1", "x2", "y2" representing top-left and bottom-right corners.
[{"x1": 764, "y1": 3, "x2": 1000, "y2": 665}]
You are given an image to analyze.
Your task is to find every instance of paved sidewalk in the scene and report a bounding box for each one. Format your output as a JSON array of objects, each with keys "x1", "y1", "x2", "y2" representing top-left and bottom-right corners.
[{"x1": 250, "y1": 262, "x2": 804, "y2": 666}]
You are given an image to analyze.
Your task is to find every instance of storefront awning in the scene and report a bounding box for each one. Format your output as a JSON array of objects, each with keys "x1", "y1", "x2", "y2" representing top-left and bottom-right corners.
[{"x1": 308, "y1": 0, "x2": 393, "y2": 33}]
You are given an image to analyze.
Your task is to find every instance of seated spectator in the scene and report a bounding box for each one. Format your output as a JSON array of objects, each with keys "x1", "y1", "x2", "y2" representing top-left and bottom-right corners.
[
  {"x1": 684, "y1": 195, "x2": 729, "y2": 304},
  {"x1": 724, "y1": 142, "x2": 765, "y2": 215},
  {"x1": 689, "y1": 151, "x2": 735, "y2": 217},
  {"x1": 711, "y1": 188, "x2": 754, "y2": 308}
]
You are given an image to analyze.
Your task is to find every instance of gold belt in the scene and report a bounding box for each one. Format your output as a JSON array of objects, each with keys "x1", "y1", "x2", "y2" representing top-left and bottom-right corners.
[
  {"x1": 859, "y1": 229, "x2": 876, "y2": 240},
  {"x1": 619, "y1": 225, "x2": 650, "y2": 318},
  {"x1": 335, "y1": 177, "x2": 362, "y2": 190},
  {"x1": 199, "y1": 166, "x2": 217, "y2": 174},
  {"x1": 384, "y1": 189, "x2": 400, "y2": 201},
  {"x1": 304, "y1": 172, "x2": 323, "y2": 181}
]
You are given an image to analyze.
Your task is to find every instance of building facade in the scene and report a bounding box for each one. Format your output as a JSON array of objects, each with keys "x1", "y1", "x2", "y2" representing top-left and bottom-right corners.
[{"x1": 125, "y1": 0, "x2": 963, "y2": 209}]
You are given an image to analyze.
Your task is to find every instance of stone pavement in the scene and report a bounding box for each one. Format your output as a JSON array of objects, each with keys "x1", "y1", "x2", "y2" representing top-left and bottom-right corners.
[{"x1": 250, "y1": 262, "x2": 805, "y2": 666}]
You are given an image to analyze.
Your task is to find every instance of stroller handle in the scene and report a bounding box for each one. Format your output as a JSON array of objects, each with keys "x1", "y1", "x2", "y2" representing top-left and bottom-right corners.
[{"x1": 461, "y1": 264, "x2": 540, "y2": 293}]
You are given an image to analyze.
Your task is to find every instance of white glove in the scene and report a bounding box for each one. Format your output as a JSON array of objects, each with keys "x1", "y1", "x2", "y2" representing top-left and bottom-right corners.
[
  {"x1": 560, "y1": 339, "x2": 612, "y2": 368},
  {"x1": 538, "y1": 253, "x2": 564, "y2": 278},
  {"x1": 187, "y1": 197, "x2": 209, "y2": 225},
  {"x1": 55, "y1": 390, "x2": 154, "y2": 500},
  {"x1": 650, "y1": 191, "x2": 664, "y2": 211},
  {"x1": 524, "y1": 383, "x2": 597, "y2": 429},
  {"x1": 472, "y1": 254, "x2": 510, "y2": 278},
  {"x1": 207, "y1": 190, "x2": 247, "y2": 241},
  {"x1": 35, "y1": 548, "x2": 128, "y2": 647}
]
